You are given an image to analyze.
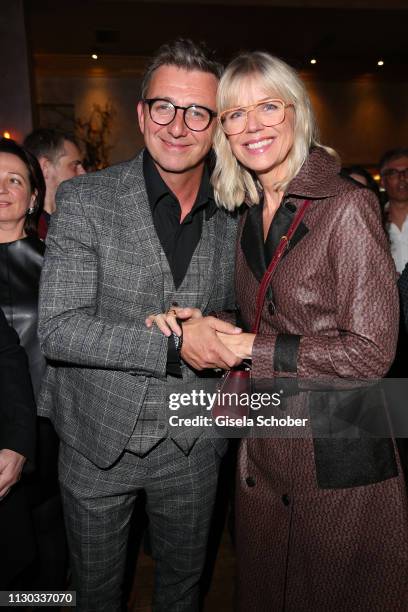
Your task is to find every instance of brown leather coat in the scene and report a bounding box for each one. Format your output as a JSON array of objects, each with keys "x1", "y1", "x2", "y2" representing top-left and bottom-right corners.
[{"x1": 234, "y1": 147, "x2": 408, "y2": 611}]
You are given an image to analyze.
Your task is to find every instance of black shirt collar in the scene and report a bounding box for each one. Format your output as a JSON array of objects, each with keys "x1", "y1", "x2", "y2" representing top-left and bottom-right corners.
[{"x1": 143, "y1": 149, "x2": 217, "y2": 220}]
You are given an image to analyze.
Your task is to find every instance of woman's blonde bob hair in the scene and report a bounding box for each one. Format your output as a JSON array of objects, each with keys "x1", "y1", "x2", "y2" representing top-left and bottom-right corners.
[{"x1": 212, "y1": 51, "x2": 325, "y2": 210}]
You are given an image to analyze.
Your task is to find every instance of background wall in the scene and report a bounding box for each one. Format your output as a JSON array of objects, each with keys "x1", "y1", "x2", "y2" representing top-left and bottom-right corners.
[
  {"x1": 35, "y1": 73, "x2": 144, "y2": 164},
  {"x1": 304, "y1": 76, "x2": 408, "y2": 166},
  {"x1": 35, "y1": 69, "x2": 408, "y2": 168},
  {"x1": 0, "y1": 0, "x2": 33, "y2": 141}
]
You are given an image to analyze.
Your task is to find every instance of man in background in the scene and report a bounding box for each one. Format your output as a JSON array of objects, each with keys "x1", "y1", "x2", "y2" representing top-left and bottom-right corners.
[
  {"x1": 380, "y1": 147, "x2": 408, "y2": 274},
  {"x1": 24, "y1": 128, "x2": 86, "y2": 238},
  {"x1": 381, "y1": 148, "x2": 408, "y2": 484}
]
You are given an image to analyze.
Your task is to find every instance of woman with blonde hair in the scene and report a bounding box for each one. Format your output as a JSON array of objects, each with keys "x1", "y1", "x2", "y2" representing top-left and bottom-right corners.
[
  {"x1": 147, "y1": 51, "x2": 408, "y2": 610},
  {"x1": 214, "y1": 51, "x2": 408, "y2": 611}
]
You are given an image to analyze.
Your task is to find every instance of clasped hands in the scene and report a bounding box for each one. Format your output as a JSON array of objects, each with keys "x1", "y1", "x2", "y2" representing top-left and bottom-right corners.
[
  {"x1": 0, "y1": 448, "x2": 26, "y2": 501},
  {"x1": 145, "y1": 307, "x2": 255, "y2": 371}
]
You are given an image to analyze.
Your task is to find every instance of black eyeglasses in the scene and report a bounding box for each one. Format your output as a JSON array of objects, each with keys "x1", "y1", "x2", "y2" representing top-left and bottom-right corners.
[{"x1": 143, "y1": 98, "x2": 216, "y2": 132}]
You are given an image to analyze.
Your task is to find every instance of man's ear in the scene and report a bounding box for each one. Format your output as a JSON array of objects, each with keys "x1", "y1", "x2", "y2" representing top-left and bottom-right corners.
[
  {"x1": 38, "y1": 156, "x2": 51, "y2": 180},
  {"x1": 137, "y1": 101, "x2": 145, "y2": 135}
]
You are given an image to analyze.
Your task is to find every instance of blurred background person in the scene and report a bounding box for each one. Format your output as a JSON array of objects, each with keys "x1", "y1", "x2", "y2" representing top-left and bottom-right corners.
[
  {"x1": 0, "y1": 137, "x2": 67, "y2": 594},
  {"x1": 380, "y1": 147, "x2": 408, "y2": 275},
  {"x1": 380, "y1": 149, "x2": 408, "y2": 482},
  {"x1": 23, "y1": 128, "x2": 85, "y2": 239},
  {"x1": 340, "y1": 164, "x2": 382, "y2": 206},
  {"x1": 0, "y1": 305, "x2": 36, "y2": 589}
]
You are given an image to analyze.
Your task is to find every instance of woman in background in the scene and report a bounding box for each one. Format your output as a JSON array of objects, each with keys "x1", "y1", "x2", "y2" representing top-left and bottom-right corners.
[{"x1": 0, "y1": 137, "x2": 67, "y2": 592}]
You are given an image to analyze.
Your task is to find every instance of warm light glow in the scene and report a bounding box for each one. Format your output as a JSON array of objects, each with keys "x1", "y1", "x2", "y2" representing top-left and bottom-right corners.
[
  {"x1": 91, "y1": 53, "x2": 98, "y2": 60},
  {"x1": 3, "y1": 131, "x2": 11, "y2": 139},
  {"x1": 373, "y1": 174, "x2": 381, "y2": 182},
  {"x1": 310, "y1": 58, "x2": 317, "y2": 65},
  {"x1": 377, "y1": 60, "x2": 384, "y2": 66}
]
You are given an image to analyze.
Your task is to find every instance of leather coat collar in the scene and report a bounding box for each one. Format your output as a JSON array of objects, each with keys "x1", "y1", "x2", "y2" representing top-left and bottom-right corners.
[
  {"x1": 241, "y1": 147, "x2": 340, "y2": 282},
  {"x1": 241, "y1": 199, "x2": 309, "y2": 283}
]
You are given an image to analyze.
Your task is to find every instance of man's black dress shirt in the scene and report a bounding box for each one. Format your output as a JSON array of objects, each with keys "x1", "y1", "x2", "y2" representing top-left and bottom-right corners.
[{"x1": 143, "y1": 150, "x2": 217, "y2": 374}]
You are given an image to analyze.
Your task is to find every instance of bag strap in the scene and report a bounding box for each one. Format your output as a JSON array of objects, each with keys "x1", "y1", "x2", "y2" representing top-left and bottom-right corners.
[{"x1": 251, "y1": 199, "x2": 311, "y2": 334}]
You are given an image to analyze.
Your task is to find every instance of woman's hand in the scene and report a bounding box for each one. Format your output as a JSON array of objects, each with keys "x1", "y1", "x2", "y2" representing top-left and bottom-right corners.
[
  {"x1": 0, "y1": 449, "x2": 26, "y2": 500},
  {"x1": 217, "y1": 332, "x2": 255, "y2": 360},
  {"x1": 145, "y1": 306, "x2": 202, "y2": 337}
]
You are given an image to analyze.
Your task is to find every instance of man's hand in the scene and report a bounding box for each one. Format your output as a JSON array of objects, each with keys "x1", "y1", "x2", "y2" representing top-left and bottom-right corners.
[
  {"x1": 145, "y1": 307, "x2": 202, "y2": 336},
  {"x1": 0, "y1": 449, "x2": 26, "y2": 499},
  {"x1": 181, "y1": 316, "x2": 243, "y2": 370}
]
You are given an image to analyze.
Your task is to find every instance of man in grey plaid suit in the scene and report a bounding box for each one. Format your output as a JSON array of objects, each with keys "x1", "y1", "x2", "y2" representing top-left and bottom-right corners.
[{"x1": 38, "y1": 39, "x2": 240, "y2": 611}]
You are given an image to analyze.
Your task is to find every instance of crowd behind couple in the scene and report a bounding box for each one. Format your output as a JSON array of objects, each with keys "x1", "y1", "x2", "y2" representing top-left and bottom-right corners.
[{"x1": 1, "y1": 38, "x2": 408, "y2": 612}]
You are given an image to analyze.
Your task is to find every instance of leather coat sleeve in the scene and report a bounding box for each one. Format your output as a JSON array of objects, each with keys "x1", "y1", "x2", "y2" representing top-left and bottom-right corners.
[
  {"x1": 252, "y1": 190, "x2": 399, "y2": 380},
  {"x1": 0, "y1": 307, "x2": 36, "y2": 464},
  {"x1": 38, "y1": 180, "x2": 168, "y2": 378}
]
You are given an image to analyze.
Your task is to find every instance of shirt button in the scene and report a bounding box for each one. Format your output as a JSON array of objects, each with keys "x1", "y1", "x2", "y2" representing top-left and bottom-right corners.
[
  {"x1": 282, "y1": 494, "x2": 290, "y2": 506},
  {"x1": 268, "y1": 302, "x2": 275, "y2": 316},
  {"x1": 246, "y1": 476, "x2": 256, "y2": 487}
]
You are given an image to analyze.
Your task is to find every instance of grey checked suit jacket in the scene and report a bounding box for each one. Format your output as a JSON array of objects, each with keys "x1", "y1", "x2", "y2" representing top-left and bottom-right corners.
[{"x1": 38, "y1": 151, "x2": 237, "y2": 468}]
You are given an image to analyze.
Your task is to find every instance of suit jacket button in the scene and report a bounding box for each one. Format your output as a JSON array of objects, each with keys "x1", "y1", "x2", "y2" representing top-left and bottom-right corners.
[
  {"x1": 268, "y1": 302, "x2": 275, "y2": 316},
  {"x1": 282, "y1": 494, "x2": 290, "y2": 506},
  {"x1": 246, "y1": 476, "x2": 256, "y2": 487}
]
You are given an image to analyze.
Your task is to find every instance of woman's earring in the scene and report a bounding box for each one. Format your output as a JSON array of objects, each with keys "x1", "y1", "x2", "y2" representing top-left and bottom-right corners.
[{"x1": 27, "y1": 206, "x2": 36, "y2": 215}]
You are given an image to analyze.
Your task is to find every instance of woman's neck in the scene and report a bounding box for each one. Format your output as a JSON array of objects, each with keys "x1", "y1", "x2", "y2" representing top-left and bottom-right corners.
[{"x1": 0, "y1": 222, "x2": 26, "y2": 244}]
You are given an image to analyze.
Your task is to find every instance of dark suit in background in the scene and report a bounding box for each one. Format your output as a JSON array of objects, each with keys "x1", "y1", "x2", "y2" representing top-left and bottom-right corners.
[{"x1": 0, "y1": 306, "x2": 36, "y2": 588}]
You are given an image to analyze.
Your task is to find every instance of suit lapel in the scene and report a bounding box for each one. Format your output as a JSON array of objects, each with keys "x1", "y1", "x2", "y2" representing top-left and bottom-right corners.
[
  {"x1": 119, "y1": 155, "x2": 165, "y2": 302},
  {"x1": 201, "y1": 209, "x2": 225, "y2": 311},
  {"x1": 179, "y1": 208, "x2": 221, "y2": 313}
]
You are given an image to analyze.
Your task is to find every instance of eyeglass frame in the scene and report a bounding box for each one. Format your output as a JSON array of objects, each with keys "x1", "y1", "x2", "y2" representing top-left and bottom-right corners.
[
  {"x1": 381, "y1": 167, "x2": 408, "y2": 180},
  {"x1": 219, "y1": 98, "x2": 293, "y2": 136},
  {"x1": 142, "y1": 98, "x2": 217, "y2": 132}
]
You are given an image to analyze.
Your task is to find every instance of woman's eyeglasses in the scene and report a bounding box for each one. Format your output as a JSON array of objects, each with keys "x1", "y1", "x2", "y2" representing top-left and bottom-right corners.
[{"x1": 219, "y1": 99, "x2": 292, "y2": 136}]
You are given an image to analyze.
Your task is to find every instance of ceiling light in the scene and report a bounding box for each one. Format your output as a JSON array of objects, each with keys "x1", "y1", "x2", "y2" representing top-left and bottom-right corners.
[
  {"x1": 377, "y1": 60, "x2": 384, "y2": 66},
  {"x1": 91, "y1": 53, "x2": 98, "y2": 60},
  {"x1": 310, "y1": 58, "x2": 317, "y2": 65}
]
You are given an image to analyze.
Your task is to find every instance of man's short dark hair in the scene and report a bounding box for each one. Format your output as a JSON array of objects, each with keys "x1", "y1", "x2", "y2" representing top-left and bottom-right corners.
[
  {"x1": 23, "y1": 128, "x2": 79, "y2": 164},
  {"x1": 141, "y1": 38, "x2": 223, "y2": 98},
  {"x1": 379, "y1": 147, "x2": 408, "y2": 172}
]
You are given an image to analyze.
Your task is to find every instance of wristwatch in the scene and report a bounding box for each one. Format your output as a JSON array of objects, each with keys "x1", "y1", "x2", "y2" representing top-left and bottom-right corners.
[{"x1": 172, "y1": 321, "x2": 183, "y2": 353}]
